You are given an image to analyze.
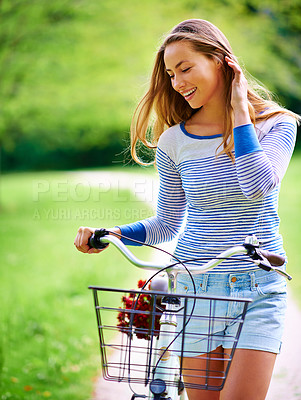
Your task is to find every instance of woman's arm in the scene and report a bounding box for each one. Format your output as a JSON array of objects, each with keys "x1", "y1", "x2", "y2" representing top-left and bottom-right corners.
[
  {"x1": 233, "y1": 120, "x2": 296, "y2": 199},
  {"x1": 117, "y1": 147, "x2": 187, "y2": 245},
  {"x1": 225, "y1": 56, "x2": 297, "y2": 200}
]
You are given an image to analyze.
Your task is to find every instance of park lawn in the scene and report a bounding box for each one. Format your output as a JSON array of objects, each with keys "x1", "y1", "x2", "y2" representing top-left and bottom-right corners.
[{"x1": 0, "y1": 170, "x2": 153, "y2": 400}]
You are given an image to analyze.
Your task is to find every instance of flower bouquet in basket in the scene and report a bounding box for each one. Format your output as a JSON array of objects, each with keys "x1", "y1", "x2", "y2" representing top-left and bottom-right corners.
[{"x1": 117, "y1": 279, "x2": 165, "y2": 340}]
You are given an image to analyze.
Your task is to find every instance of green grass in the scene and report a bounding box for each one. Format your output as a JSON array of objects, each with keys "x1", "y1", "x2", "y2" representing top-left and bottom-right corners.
[
  {"x1": 278, "y1": 152, "x2": 301, "y2": 305},
  {"x1": 0, "y1": 170, "x2": 153, "y2": 400}
]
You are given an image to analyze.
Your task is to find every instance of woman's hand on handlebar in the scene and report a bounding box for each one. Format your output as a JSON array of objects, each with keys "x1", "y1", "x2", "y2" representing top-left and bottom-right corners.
[{"x1": 74, "y1": 226, "x2": 121, "y2": 254}]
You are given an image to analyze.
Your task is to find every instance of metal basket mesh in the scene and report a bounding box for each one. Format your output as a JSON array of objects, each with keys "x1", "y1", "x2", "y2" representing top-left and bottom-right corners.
[{"x1": 90, "y1": 286, "x2": 251, "y2": 393}]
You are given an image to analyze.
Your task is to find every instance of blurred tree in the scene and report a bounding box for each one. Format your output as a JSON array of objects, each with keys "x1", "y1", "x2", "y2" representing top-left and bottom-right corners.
[
  {"x1": 0, "y1": 0, "x2": 300, "y2": 171},
  {"x1": 244, "y1": 0, "x2": 301, "y2": 112},
  {"x1": 0, "y1": 0, "x2": 79, "y2": 150},
  {"x1": 0, "y1": 0, "x2": 146, "y2": 170}
]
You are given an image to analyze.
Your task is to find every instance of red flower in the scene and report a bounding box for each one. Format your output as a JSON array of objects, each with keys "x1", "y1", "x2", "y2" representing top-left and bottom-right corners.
[
  {"x1": 117, "y1": 280, "x2": 164, "y2": 340},
  {"x1": 138, "y1": 279, "x2": 147, "y2": 288}
]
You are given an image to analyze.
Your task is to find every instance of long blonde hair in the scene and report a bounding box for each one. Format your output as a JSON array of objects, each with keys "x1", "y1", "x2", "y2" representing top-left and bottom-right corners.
[{"x1": 131, "y1": 19, "x2": 299, "y2": 164}]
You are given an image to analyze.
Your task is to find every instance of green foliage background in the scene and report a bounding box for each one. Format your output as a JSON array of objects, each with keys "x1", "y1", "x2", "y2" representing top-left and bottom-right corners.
[{"x1": 0, "y1": 0, "x2": 300, "y2": 171}]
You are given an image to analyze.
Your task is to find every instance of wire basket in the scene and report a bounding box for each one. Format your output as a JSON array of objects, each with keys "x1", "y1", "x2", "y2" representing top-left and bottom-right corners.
[{"x1": 90, "y1": 286, "x2": 251, "y2": 394}]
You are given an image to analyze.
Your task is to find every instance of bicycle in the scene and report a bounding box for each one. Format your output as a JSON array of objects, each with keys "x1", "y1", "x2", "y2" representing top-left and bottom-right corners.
[{"x1": 88, "y1": 229, "x2": 291, "y2": 400}]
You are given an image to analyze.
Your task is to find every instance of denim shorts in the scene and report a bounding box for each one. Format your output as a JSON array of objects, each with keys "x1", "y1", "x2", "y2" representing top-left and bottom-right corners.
[{"x1": 175, "y1": 269, "x2": 287, "y2": 355}]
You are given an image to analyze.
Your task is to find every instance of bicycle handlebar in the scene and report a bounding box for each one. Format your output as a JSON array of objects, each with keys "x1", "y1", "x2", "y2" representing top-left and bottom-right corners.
[
  {"x1": 91, "y1": 233, "x2": 170, "y2": 271},
  {"x1": 88, "y1": 230, "x2": 292, "y2": 280}
]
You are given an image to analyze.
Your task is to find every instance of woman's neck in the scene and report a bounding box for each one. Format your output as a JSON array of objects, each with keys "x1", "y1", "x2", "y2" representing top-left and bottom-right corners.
[{"x1": 186, "y1": 103, "x2": 226, "y2": 136}]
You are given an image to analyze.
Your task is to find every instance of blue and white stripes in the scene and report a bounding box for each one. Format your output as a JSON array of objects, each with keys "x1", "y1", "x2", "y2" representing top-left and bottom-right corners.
[
  {"x1": 235, "y1": 120, "x2": 297, "y2": 199},
  {"x1": 142, "y1": 149, "x2": 186, "y2": 244},
  {"x1": 119, "y1": 113, "x2": 296, "y2": 273}
]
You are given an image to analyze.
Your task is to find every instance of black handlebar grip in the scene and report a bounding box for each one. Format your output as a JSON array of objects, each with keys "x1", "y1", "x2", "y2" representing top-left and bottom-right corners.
[
  {"x1": 88, "y1": 228, "x2": 109, "y2": 250},
  {"x1": 260, "y1": 250, "x2": 286, "y2": 267}
]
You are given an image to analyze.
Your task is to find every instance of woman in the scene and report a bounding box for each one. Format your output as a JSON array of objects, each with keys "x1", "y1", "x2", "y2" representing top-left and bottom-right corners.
[{"x1": 74, "y1": 19, "x2": 299, "y2": 399}]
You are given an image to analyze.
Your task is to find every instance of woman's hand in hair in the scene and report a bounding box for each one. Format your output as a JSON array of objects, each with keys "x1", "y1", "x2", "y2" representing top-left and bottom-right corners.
[{"x1": 225, "y1": 56, "x2": 251, "y2": 127}]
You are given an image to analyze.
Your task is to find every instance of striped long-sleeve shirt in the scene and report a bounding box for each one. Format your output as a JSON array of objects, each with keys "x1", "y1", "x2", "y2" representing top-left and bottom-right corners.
[{"x1": 119, "y1": 113, "x2": 296, "y2": 273}]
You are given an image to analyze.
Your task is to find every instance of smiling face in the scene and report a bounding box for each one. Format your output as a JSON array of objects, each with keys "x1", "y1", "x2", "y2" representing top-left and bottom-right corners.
[{"x1": 164, "y1": 41, "x2": 225, "y2": 110}]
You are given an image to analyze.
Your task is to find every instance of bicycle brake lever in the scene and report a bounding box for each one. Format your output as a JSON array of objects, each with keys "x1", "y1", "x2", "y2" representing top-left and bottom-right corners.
[
  {"x1": 273, "y1": 267, "x2": 292, "y2": 281},
  {"x1": 253, "y1": 259, "x2": 293, "y2": 281}
]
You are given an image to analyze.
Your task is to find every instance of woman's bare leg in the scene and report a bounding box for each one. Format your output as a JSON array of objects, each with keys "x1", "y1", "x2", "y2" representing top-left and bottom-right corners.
[
  {"x1": 220, "y1": 349, "x2": 277, "y2": 400},
  {"x1": 182, "y1": 346, "x2": 225, "y2": 400}
]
